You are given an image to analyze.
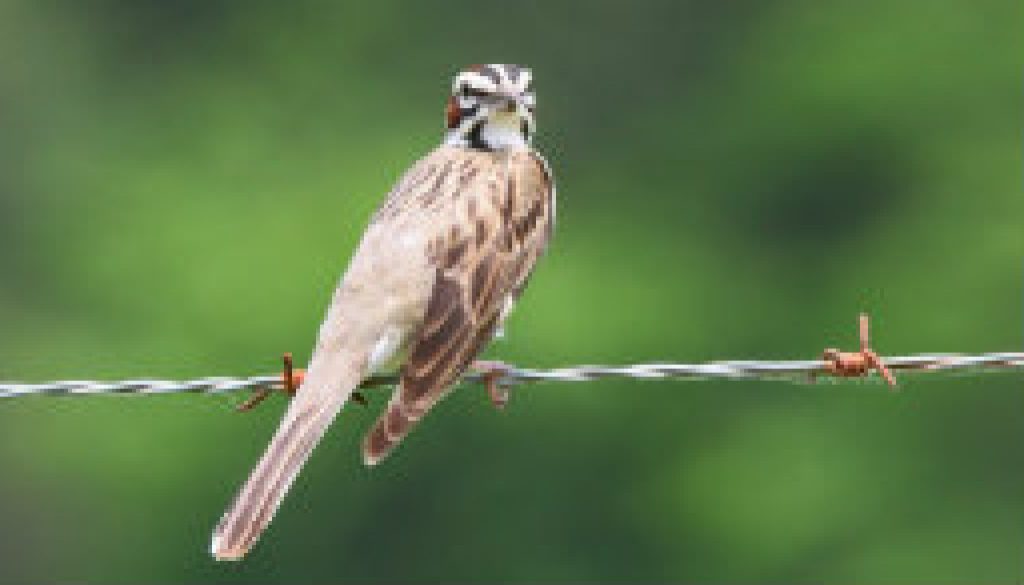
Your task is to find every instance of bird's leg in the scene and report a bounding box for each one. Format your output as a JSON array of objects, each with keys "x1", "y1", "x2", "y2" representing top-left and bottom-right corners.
[{"x1": 471, "y1": 360, "x2": 512, "y2": 409}]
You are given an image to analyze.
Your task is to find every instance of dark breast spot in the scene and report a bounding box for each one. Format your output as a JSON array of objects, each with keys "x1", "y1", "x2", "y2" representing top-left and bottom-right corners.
[
  {"x1": 528, "y1": 152, "x2": 553, "y2": 191},
  {"x1": 443, "y1": 239, "x2": 467, "y2": 269},
  {"x1": 460, "y1": 167, "x2": 480, "y2": 190},
  {"x1": 489, "y1": 181, "x2": 503, "y2": 210},
  {"x1": 510, "y1": 199, "x2": 544, "y2": 244},
  {"x1": 526, "y1": 200, "x2": 543, "y2": 231},
  {"x1": 426, "y1": 237, "x2": 444, "y2": 263},
  {"x1": 502, "y1": 185, "x2": 515, "y2": 224},
  {"x1": 505, "y1": 174, "x2": 517, "y2": 217},
  {"x1": 422, "y1": 161, "x2": 453, "y2": 207},
  {"x1": 471, "y1": 255, "x2": 496, "y2": 308},
  {"x1": 475, "y1": 218, "x2": 488, "y2": 244},
  {"x1": 403, "y1": 164, "x2": 430, "y2": 191}
]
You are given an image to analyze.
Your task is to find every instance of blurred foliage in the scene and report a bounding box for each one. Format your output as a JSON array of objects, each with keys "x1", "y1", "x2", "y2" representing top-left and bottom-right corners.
[{"x1": 1, "y1": 0, "x2": 1023, "y2": 582}]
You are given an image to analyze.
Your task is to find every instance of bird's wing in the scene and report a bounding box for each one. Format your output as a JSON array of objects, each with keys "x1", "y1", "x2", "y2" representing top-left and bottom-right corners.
[{"x1": 363, "y1": 148, "x2": 555, "y2": 465}]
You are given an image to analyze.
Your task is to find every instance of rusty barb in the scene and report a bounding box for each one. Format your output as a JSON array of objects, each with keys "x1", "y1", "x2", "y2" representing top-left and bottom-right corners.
[
  {"x1": 235, "y1": 353, "x2": 299, "y2": 412},
  {"x1": 820, "y1": 313, "x2": 898, "y2": 388}
]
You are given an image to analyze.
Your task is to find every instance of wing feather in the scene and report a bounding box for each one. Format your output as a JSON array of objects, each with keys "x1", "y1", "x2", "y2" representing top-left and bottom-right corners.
[{"x1": 362, "y1": 148, "x2": 554, "y2": 465}]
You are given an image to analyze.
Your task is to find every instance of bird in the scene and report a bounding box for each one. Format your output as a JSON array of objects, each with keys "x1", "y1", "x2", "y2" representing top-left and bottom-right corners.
[{"x1": 210, "y1": 63, "x2": 556, "y2": 560}]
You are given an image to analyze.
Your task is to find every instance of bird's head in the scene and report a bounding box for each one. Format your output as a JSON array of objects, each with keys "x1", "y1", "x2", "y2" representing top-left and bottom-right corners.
[{"x1": 444, "y1": 64, "x2": 536, "y2": 151}]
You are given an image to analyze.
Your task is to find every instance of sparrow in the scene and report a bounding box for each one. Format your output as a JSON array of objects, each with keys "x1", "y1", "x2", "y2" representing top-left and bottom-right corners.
[{"x1": 210, "y1": 63, "x2": 555, "y2": 560}]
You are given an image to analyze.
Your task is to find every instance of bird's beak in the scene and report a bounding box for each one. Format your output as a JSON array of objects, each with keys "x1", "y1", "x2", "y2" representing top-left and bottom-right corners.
[{"x1": 493, "y1": 88, "x2": 521, "y2": 113}]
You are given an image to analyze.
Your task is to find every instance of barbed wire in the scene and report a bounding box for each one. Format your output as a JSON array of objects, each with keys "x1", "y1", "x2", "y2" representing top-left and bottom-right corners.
[{"x1": 1, "y1": 352, "x2": 1021, "y2": 401}]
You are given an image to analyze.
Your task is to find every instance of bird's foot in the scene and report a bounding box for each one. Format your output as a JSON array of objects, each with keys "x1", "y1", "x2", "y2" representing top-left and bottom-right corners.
[{"x1": 471, "y1": 360, "x2": 512, "y2": 410}]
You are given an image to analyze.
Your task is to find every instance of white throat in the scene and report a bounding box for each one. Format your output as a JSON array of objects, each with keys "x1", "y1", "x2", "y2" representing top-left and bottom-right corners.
[
  {"x1": 446, "y1": 112, "x2": 529, "y2": 151},
  {"x1": 479, "y1": 119, "x2": 528, "y2": 150}
]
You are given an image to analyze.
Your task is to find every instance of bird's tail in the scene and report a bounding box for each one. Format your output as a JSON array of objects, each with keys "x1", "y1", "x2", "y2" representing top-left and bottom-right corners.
[{"x1": 210, "y1": 352, "x2": 364, "y2": 561}]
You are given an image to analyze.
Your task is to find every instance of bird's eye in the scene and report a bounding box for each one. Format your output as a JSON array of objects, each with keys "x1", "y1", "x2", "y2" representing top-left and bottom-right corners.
[{"x1": 460, "y1": 85, "x2": 486, "y2": 99}]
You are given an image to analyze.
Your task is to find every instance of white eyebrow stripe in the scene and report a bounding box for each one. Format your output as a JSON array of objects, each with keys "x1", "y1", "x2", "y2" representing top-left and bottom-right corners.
[{"x1": 453, "y1": 72, "x2": 498, "y2": 93}]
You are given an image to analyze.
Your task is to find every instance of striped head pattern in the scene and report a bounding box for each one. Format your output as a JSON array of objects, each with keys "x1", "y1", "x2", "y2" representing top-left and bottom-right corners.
[{"x1": 444, "y1": 64, "x2": 536, "y2": 151}]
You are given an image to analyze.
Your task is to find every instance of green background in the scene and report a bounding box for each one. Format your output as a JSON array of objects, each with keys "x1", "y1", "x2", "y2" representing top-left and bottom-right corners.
[{"x1": 1, "y1": 1, "x2": 1022, "y2": 582}]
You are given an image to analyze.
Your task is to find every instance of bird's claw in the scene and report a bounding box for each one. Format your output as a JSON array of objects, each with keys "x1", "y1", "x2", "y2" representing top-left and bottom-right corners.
[{"x1": 472, "y1": 360, "x2": 512, "y2": 409}]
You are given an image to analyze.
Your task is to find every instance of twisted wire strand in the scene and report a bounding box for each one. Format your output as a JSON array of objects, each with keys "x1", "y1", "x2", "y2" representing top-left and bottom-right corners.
[{"x1": 1, "y1": 353, "x2": 1021, "y2": 400}]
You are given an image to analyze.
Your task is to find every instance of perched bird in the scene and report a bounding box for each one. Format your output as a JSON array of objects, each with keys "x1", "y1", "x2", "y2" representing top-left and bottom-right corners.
[{"x1": 210, "y1": 64, "x2": 556, "y2": 560}]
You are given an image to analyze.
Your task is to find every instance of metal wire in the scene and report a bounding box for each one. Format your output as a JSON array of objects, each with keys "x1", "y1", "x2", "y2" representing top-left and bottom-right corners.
[{"x1": 1, "y1": 353, "x2": 1021, "y2": 400}]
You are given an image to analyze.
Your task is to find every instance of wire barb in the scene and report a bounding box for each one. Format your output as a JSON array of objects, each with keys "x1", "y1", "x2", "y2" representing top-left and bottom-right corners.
[
  {"x1": 235, "y1": 353, "x2": 303, "y2": 412},
  {"x1": 820, "y1": 313, "x2": 897, "y2": 387}
]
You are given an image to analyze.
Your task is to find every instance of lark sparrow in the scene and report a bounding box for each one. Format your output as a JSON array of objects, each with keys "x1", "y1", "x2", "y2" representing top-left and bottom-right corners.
[{"x1": 211, "y1": 64, "x2": 555, "y2": 560}]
